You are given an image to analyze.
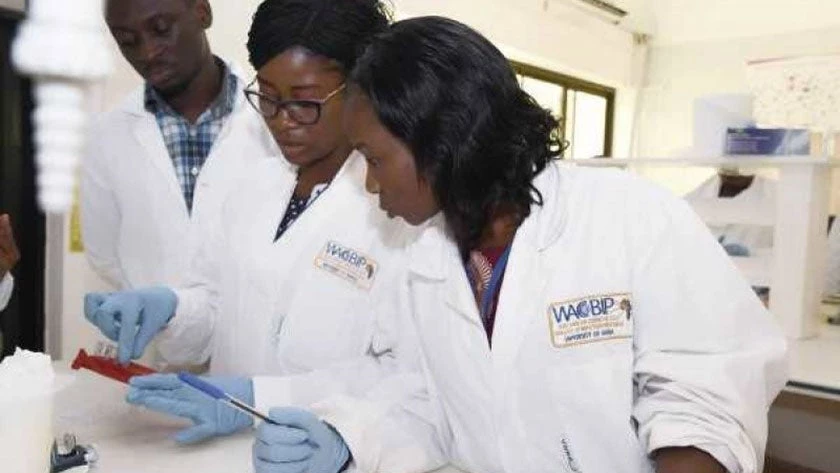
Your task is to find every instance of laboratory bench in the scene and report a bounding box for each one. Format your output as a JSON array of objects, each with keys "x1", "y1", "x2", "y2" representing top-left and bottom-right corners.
[
  {"x1": 766, "y1": 318, "x2": 840, "y2": 473},
  {"x1": 52, "y1": 362, "x2": 465, "y2": 473},
  {"x1": 53, "y1": 318, "x2": 840, "y2": 473},
  {"x1": 784, "y1": 320, "x2": 840, "y2": 402}
]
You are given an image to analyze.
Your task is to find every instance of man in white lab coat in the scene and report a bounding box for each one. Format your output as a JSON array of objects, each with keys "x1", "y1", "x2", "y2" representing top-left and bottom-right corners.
[
  {"x1": 81, "y1": 0, "x2": 276, "y2": 290},
  {"x1": 684, "y1": 172, "x2": 776, "y2": 254},
  {"x1": 250, "y1": 17, "x2": 789, "y2": 473},
  {"x1": 0, "y1": 214, "x2": 19, "y2": 311}
]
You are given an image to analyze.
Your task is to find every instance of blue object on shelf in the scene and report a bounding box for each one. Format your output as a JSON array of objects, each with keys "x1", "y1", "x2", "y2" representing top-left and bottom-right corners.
[{"x1": 725, "y1": 127, "x2": 811, "y2": 155}]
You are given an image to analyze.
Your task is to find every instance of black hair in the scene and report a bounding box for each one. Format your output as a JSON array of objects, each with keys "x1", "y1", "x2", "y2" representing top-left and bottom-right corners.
[
  {"x1": 350, "y1": 16, "x2": 563, "y2": 253},
  {"x1": 247, "y1": 0, "x2": 391, "y2": 73}
]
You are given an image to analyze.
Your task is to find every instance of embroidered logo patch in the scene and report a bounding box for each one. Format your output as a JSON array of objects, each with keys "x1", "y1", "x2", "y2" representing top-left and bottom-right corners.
[
  {"x1": 547, "y1": 293, "x2": 633, "y2": 348},
  {"x1": 314, "y1": 241, "x2": 378, "y2": 290}
]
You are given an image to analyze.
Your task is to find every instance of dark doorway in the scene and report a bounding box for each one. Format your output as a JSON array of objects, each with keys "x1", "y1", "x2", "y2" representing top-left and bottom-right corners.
[{"x1": 0, "y1": 8, "x2": 45, "y2": 357}]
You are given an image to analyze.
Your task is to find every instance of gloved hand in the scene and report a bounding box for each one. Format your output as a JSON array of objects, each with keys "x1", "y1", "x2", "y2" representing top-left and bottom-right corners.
[
  {"x1": 717, "y1": 236, "x2": 751, "y2": 257},
  {"x1": 126, "y1": 373, "x2": 254, "y2": 444},
  {"x1": 253, "y1": 407, "x2": 350, "y2": 473},
  {"x1": 84, "y1": 287, "x2": 177, "y2": 364},
  {"x1": 723, "y1": 243, "x2": 750, "y2": 257}
]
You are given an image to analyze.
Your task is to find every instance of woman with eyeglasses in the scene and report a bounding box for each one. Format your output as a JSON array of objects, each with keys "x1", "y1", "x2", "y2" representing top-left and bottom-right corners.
[{"x1": 84, "y1": 0, "x2": 413, "y2": 445}]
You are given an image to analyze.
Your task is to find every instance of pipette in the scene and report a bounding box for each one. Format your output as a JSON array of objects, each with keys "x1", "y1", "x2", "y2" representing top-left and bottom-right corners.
[{"x1": 177, "y1": 372, "x2": 277, "y2": 424}]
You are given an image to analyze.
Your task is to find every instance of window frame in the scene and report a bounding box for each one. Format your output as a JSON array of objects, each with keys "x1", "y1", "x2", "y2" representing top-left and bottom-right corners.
[{"x1": 511, "y1": 60, "x2": 616, "y2": 158}]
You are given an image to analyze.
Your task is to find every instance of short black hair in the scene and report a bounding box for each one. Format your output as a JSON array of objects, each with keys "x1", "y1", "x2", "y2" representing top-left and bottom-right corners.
[
  {"x1": 350, "y1": 16, "x2": 563, "y2": 252},
  {"x1": 247, "y1": 0, "x2": 391, "y2": 72}
]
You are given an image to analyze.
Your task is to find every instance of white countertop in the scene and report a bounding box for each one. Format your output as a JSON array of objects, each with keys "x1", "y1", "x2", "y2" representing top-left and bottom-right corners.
[
  {"x1": 52, "y1": 323, "x2": 840, "y2": 472},
  {"x1": 784, "y1": 322, "x2": 840, "y2": 401},
  {"x1": 53, "y1": 363, "x2": 464, "y2": 473}
]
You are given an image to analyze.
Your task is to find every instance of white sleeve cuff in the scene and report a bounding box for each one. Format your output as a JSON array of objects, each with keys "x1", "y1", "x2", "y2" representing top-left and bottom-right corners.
[
  {"x1": 170, "y1": 287, "x2": 199, "y2": 327},
  {"x1": 253, "y1": 379, "x2": 386, "y2": 472},
  {"x1": 253, "y1": 376, "x2": 294, "y2": 413},
  {"x1": 154, "y1": 288, "x2": 212, "y2": 366},
  {"x1": 0, "y1": 272, "x2": 13, "y2": 310},
  {"x1": 646, "y1": 420, "x2": 748, "y2": 473},
  {"x1": 310, "y1": 395, "x2": 388, "y2": 472},
  {"x1": 0, "y1": 271, "x2": 15, "y2": 310}
]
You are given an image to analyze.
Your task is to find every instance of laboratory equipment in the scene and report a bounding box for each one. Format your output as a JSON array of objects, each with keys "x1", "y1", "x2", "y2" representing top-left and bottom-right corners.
[
  {"x1": 50, "y1": 433, "x2": 98, "y2": 473},
  {"x1": 70, "y1": 342, "x2": 156, "y2": 384},
  {"x1": 0, "y1": 349, "x2": 57, "y2": 473},
  {"x1": 11, "y1": 0, "x2": 112, "y2": 214},
  {"x1": 177, "y1": 372, "x2": 271, "y2": 423}
]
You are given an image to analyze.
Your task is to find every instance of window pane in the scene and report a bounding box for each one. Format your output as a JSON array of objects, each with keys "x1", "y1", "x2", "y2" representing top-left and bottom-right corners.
[
  {"x1": 567, "y1": 90, "x2": 607, "y2": 159},
  {"x1": 519, "y1": 76, "x2": 563, "y2": 119}
]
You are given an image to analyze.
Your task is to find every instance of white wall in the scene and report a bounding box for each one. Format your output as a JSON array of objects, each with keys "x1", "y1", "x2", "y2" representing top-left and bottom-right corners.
[
  {"x1": 53, "y1": 0, "x2": 644, "y2": 359},
  {"x1": 395, "y1": 0, "x2": 645, "y2": 158},
  {"x1": 649, "y1": 0, "x2": 840, "y2": 46},
  {"x1": 638, "y1": 26, "x2": 840, "y2": 158},
  {"x1": 635, "y1": 26, "x2": 840, "y2": 201}
]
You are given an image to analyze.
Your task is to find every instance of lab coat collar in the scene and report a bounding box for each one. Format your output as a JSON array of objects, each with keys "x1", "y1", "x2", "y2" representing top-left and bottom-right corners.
[
  {"x1": 528, "y1": 160, "x2": 569, "y2": 251},
  {"x1": 406, "y1": 214, "x2": 453, "y2": 280},
  {"x1": 407, "y1": 161, "x2": 569, "y2": 280},
  {"x1": 118, "y1": 59, "x2": 249, "y2": 117}
]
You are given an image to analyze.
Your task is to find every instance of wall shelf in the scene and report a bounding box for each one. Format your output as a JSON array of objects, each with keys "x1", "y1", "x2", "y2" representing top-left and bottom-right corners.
[
  {"x1": 574, "y1": 156, "x2": 835, "y2": 168},
  {"x1": 575, "y1": 155, "x2": 832, "y2": 341}
]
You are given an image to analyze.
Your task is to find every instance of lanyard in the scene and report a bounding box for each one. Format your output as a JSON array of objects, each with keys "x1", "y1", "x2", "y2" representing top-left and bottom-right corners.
[{"x1": 477, "y1": 245, "x2": 512, "y2": 320}]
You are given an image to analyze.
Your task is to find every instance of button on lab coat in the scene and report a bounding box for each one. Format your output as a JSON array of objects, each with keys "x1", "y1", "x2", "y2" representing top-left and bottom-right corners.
[
  {"x1": 156, "y1": 153, "x2": 412, "y2": 384},
  {"x1": 312, "y1": 164, "x2": 787, "y2": 473},
  {"x1": 80, "y1": 64, "x2": 278, "y2": 290}
]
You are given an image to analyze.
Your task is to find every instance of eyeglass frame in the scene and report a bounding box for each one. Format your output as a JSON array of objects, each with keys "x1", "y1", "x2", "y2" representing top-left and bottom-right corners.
[{"x1": 243, "y1": 78, "x2": 346, "y2": 125}]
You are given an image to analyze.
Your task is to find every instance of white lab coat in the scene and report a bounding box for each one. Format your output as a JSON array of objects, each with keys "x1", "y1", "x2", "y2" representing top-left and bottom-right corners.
[
  {"x1": 307, "y1": 164, "x2": 787, "y2": 473},
  {"x1": 684, "y1": 174, "x2": 776, "y2": 251},
  {"x1": 80, "y1": 64, "x2": 278, "y2": 290},
  {"x1": 156, "y1": 153, "x2": 412, "y2": 380},
  {"x1": 0, "y1": 273, "x2": 12, "y2": 310}
]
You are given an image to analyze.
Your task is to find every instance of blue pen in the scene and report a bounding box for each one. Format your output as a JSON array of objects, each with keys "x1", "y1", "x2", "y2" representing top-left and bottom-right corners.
[{"x1": 177, "y1": 372, "x2": 278, "y2": 424}]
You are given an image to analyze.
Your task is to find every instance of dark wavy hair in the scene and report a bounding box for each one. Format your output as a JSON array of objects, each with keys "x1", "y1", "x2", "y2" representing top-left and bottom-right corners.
[
  {"x1": 350, "y1": 16, "x2": 563, "y2": 252},
  {"x1": 247, "y1": 0, "x2": 391, "y2": 72}
]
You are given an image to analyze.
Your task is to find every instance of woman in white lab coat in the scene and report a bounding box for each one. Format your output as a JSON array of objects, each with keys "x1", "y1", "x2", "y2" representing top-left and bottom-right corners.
[
  {"x1": 83, "y1": 0, "x2": 410, "y2": 445},
  {"x1": 251, "y1": 17, "x2": 789, "y2": 473}
]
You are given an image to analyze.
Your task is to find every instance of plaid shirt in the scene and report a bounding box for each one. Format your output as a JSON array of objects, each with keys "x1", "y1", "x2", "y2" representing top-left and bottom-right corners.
[{"x1": 144, "y1": 62, "x2": 239, "y2": 212}]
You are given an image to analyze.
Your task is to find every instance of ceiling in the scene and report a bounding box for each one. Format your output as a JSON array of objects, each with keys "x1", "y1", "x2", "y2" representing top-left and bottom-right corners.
[{"x1": 547, "y1": 0, "x2": 840, "y2": 45}]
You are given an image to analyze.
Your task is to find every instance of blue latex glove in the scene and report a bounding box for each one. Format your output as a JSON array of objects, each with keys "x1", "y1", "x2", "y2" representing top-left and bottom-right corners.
[
  {"x1": 717, "y1": 236, "x2": 751, "y2": 257},
  {"x1": 126, "y1": 374, "x2": 254, "y2": 444},
  {"x1": 723, "y1": 242, "x2": 751, "y2": 257},
  {"x1": 253, "y1": 407, "x2": 350, "y2": 473},
  {"x1": 84, "y1": 287, "x2": 177, "y2": 363}
]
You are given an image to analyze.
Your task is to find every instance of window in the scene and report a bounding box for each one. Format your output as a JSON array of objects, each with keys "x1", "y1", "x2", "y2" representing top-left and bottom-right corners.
[{"x1": 512, "y1": 61, "x2": 615, "y2": 159}]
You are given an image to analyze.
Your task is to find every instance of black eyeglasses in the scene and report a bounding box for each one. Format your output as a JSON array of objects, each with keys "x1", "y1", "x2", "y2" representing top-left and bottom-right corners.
[{"x1": 244, "y1": 79, "x2": 346, "y2": 125}]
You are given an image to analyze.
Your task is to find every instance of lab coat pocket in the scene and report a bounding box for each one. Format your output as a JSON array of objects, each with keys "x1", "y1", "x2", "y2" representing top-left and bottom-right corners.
[
  {"x1": 543, "y1": 353, "x2": 652, "y2": 473},
  {"x1": 275, "y1": 270, "x2": 373, "y2": 372}
]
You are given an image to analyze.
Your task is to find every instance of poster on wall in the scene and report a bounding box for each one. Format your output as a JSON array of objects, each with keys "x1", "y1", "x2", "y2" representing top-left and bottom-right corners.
[
  {"x1": 69, "y1": 186, "x2": 84, "y2": 253},
  {"x1": 0, "y1": 0, "x2": 25, "y2": 13}
]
